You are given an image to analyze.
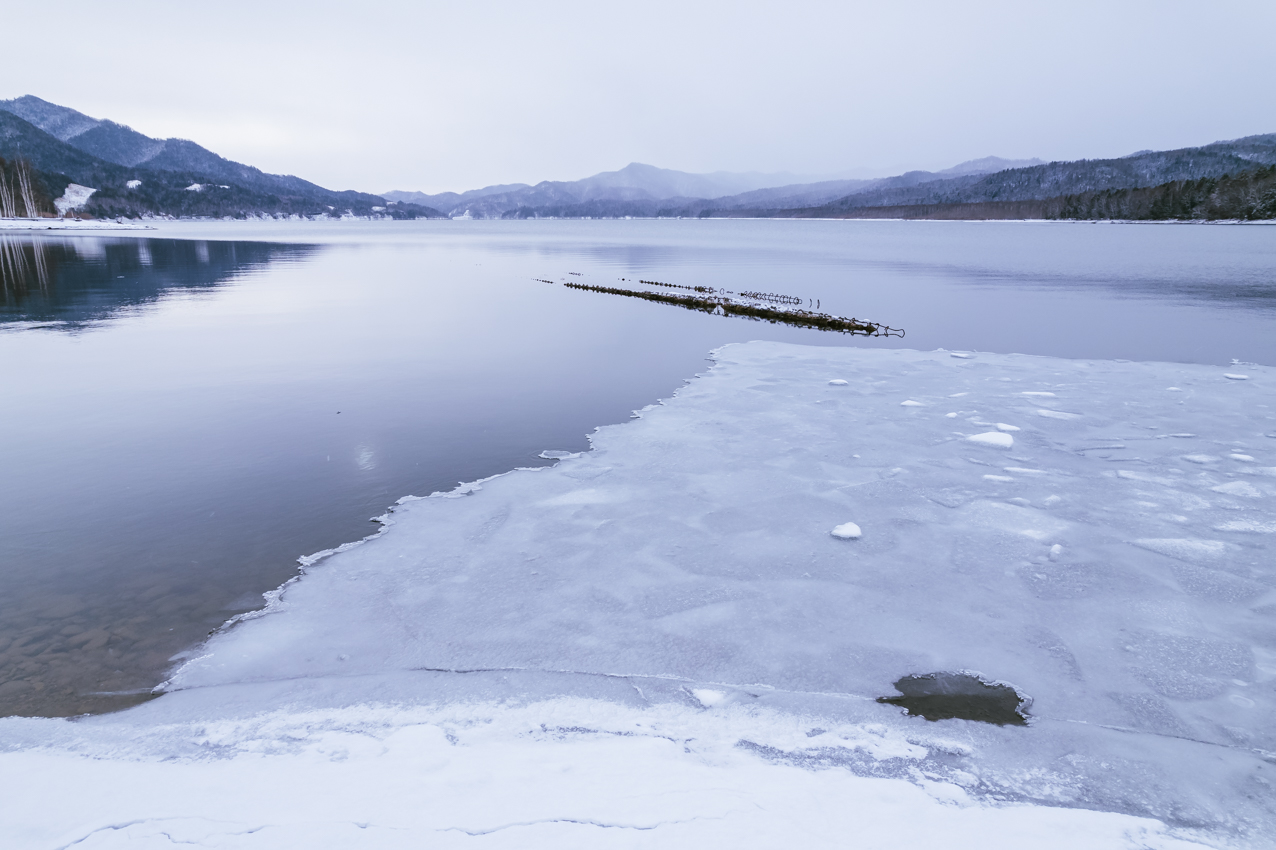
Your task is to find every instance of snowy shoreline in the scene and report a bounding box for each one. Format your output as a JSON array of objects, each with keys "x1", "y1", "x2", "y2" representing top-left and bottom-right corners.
[
  {"x1": 2, "y1": 342, "x2": 1273, "y2": 848},
  {"x1": 0, "y1": 217, "x2": 153, "y2": 231}
]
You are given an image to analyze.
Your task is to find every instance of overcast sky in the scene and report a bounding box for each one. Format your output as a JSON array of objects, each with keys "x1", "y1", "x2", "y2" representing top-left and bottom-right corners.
[{"x1": 7, "y1": 0, "x2": 1274, "y2": 194}]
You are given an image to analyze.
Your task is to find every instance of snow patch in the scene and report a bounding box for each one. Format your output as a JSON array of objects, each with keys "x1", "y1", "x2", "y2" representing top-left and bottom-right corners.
[{"x1": 53, "y1": 183, "x2": 96, "y2": 215}]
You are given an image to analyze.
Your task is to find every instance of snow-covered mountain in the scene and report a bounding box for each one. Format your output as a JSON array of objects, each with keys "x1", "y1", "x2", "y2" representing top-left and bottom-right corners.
[{"x1": 0, "y1": 96, "x2": 442, "y2": 219}]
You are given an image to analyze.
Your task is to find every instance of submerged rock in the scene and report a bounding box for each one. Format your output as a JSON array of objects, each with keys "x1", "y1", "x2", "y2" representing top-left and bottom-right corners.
[{"x1": 877, "y1": 672, "x2": 1030, "y2": 726}]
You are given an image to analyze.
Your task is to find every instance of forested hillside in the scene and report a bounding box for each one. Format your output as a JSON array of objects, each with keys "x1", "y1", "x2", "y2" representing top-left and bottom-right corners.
[
  {"x1": 1050, "y1": 164, "x2": 1276, "y2": 221},
  {"x1": 0, "y1": 99, "x2": 442, "y2": 220}
]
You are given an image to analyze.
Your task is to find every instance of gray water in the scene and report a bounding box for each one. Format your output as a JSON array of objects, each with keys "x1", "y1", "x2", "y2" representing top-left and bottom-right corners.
[{"x1": 1, "y1": 219, "x2": 1273, "y2": 717}]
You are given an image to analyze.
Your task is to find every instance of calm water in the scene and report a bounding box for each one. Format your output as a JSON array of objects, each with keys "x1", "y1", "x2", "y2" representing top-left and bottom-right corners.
[{"x1": 1, "y1": 219, "x2": 1273, "y2": 717}]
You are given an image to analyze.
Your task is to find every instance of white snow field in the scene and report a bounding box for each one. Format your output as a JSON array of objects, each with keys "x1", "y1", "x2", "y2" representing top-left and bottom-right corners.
[{"x1": 2, "y1": 341, "x2": 1274, "y2": 849}]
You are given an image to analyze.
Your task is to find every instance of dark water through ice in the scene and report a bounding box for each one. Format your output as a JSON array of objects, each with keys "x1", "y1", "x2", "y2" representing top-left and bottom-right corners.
[{"x1": 1, "y1": 219, "x2": 1273, "y2": 717}]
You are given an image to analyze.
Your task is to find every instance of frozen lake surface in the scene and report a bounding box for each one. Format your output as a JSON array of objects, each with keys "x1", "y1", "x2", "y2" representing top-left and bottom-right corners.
[{"x1": 2, "y1": 340, "x2": 1272, "y2": 848}]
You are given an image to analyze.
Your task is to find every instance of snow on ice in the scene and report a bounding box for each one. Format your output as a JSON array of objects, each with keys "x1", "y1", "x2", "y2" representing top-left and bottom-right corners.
[{"x1": 1, "y1": 341, "x2": 1273, "y2": 849}]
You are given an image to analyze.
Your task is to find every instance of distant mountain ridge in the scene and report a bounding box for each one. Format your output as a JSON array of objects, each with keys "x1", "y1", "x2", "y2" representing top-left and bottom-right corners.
[
  {"x1": 381, "y1": 137, "x2": 1275, "y2": 220},
  {"x1": 383, "y1": 157, "x2": 1051, "y2": 219},
  {"x1": 0, "y1": 96, "x2": 441, "y2": 219}
]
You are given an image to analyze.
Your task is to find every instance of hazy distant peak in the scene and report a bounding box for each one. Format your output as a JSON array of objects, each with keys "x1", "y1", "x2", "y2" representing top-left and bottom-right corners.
[
  {"x1": 938, "y1": 156, "x2": 1046, "y2": 176},
  {"x1": 0, "y1": 94, "x2": 102, "y2": 141}
]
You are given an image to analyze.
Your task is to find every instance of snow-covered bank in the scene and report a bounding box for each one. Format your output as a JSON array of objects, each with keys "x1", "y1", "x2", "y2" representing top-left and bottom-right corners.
[
  {"x1": 0, "y1": 698, "x2": 1209, "y2": 849},
  {"x1": 0, "y1": 217, "x2": 152, "y2": 231},
  {"x1": 2, "y1": 342, "x2": 1273, "y2": 848}
]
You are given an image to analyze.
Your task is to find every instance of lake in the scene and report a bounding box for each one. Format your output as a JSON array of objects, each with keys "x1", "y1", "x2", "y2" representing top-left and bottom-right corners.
[{"x1": 1, "y1": 219, "x2": 1273, "y2": 717}]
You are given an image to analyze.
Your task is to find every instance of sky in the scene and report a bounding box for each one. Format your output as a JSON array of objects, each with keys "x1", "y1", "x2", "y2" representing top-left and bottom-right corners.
[{"x1": 6, "y1": 0, "x2": 1275, "y2": 194}]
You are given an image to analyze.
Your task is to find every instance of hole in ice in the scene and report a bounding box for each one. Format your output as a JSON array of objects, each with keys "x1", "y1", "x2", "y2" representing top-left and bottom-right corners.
[{"x1": 877, "y1": 673, "x2": 1030, "y2": 726}]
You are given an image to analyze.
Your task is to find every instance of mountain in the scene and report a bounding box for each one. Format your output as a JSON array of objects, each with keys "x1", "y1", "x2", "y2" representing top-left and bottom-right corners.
[
  {"x1": 383, "y1": 163, "x2": 849, "y2": 218},
  {"x1": 382, "y1": 135, "x2": 1273, "y2": 221},
  {"x1": 937, "y1": 156, "x2": 1045, "y2": 176},
  {"x1": 0, "y1": 96, "x2": 442, "y2": 219},
  {"x1": 381, "y1": 158, "x2": 1053, "y2": 219},
  {"x1": 804, "y1": 134, "x2": 1276, "y2": 214}
]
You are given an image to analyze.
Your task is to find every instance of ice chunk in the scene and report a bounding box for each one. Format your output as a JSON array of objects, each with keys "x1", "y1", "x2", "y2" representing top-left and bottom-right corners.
[
  {"x1": 949, "y1": 352, "x2": 972, "y2": 359},
  {"x1": 1229, "y1": 454, "x2": 1256, "y2": 462},
  {"x1": 995, "y1": 423, "x2": 1020, "y2": 432},
  {"x1": 1182, "y1": 454, "x2": 1219, "y2": 464},
  {"x1": 539, "y1": 450, "x2": 582, "y2": 459},
  {"x1": 1021, "y1": 392, "x2": 1056, "y2": 397},
  {"x1": 967, "y1": 432, "x2": 1013, "y2": 448},
  {"x1": 828, "y1": 379, "x2": 848, "y2": 386},
  {"x1": 1214, "y1": 520, "x2": 1276, "y2": 533},
  {"x1": 1224, "y1": 374, "x2": 1249, "y2": 380},
  {"x1": 1211, "y1": 480, "x2": 1262, "y2": 498},
  {"x1": 1132, "y1": 538, "x2": 1229, "y2": 562},
  {"x1": 1036, "y1": 409, "x2": 1081, "y2": 420},
  {"x1": 983, "y1": 474, "x2": 1014, "y2": 482},
  {"x1": 901, "y1": 400, "x2": 924, "y2": 407},
  {"x1": 830, "y1": 522, "x2": 862, "y2": 539}
]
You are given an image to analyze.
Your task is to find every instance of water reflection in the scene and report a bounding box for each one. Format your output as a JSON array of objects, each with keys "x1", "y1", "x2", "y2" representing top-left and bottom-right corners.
[{"x1": 0, "y1": 235, "x2": 317, "y2": 329}]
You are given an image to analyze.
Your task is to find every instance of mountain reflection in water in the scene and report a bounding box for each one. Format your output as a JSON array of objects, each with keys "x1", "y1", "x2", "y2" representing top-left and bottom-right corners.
[{"x1": 0, "y1": 235, "x2": 316, "y2": 329}]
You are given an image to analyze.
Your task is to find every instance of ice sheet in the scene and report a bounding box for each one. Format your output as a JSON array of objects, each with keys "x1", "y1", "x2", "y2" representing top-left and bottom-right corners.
[{"x1": 2, "y1": 341, "x2": 1273, "y2": 847}]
